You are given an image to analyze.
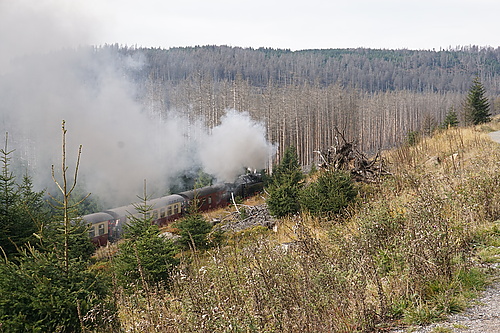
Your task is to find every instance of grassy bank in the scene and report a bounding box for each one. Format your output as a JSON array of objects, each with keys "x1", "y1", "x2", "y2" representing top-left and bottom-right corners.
[{"x1": 114, "y1": 119, "x2": 500, "y2": 332}]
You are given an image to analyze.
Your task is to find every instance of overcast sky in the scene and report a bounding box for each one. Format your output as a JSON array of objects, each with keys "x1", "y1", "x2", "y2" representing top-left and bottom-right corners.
[
  {"x1": 1, "y1": 0, "x2": 499, "y2": 57},
  {"x1": 87, "y1": 0, "x2": 500, "y2": 51}
]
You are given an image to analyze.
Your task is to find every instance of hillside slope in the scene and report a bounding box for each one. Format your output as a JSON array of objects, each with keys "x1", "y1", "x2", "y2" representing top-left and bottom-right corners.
[{"x1": 111, "y1": 119, "x2": 500, "y2": 332}]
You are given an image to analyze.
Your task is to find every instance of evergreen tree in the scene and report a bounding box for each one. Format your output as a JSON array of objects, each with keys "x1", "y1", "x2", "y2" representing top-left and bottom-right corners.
[
  {"x1": 46, "y1": 121, "x2": 94, "y2": 263},
  {"x1": 174, "y1": 213, "x2": 213, "y2": 250},
  {"x1": 463, "y1": 76, "x2": 491, "y2": 125},
  {"x1": 267, "y1": 146, "x2": 304, "y2": 217},
  {"x1": 0, "y1": 135, "x2": 37, "y2": 258},
  {"x1": 440, "y1": 106, "x2": 459, "y2": 129},
  {"x1": 0, "y1": 122, "x2": 118, "y2": 332},
  {"x1": 114, "y1": 185, "x2": 179, "y2": 288},
  {"x1": 300, "y1": 170, "x2": 357, "y2": 216},
  {"x1": 0, "y1": 247, "x2": 117, "y2": 332}
]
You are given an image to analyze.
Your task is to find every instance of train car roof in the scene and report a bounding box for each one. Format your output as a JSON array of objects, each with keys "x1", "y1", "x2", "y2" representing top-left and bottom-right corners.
[
  {"x1": 105, "y1": 194, "x2": 185, "y2": 219},
  {"x1": 149, "y1": 194, "x2": 185, "y2": 208},
  {"x1": 178, "y1": 183, "x2": 228, "y2": 200},
  {"x1": 81, "y1": 212, "x2": 115, "y2": 224}
]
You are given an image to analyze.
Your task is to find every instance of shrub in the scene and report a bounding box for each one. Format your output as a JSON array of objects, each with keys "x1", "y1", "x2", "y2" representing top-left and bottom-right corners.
[
  {"x1": 174, "y1": 213, "x2": 213, "y2": 250},
  {"x1": 300, "y1": 170, "x2": 357, "y2": 216},
  {"x1": 267, "y1": 146, "x2": 304, "y2": 218},
  {"x1": 0, "y1": 248, "x2": 117, "y2": 332},
  {"x1": 113, "y1": 196, "x2": 179, "y2": 289}
]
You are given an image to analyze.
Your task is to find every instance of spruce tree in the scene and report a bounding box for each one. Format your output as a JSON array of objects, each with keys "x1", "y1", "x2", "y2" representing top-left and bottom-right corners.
[
  {"x1": 267, "y1": 146, "x2": 304, "y2": 217},
  {"x1": 0, "y1": 246, "x2": 116, "y2": 332},
  {"x1": 0, "y1": 122, "x2": 118, "y2": 332},
  {"x1": 300, "y1": 170, "x2": 357, "y2": 216},
  {"x1": 0, "y1": 134, "x2": 37, "y2": 258},
  {"x1": 440, "y1": 106, "x2": 459, "y2": 129},
  {"x1": 463, "y1": 76, "x2": 491, "y2": 125},
  {"x1": 113, "y1": 182, "x2": 179, "y2": 289},
  {"x1": 174, "y1": 213, "x2": 213, "y2": 251},
  {"x1": 46, "y1": 121, "x2": 94, "y2": 263}
]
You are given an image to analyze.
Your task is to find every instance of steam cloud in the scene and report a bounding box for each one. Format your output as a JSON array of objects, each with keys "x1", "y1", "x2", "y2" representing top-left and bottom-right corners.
[
  {"x1": 199, "y1": 110, "x2": 272, "y2": 182},
  {"x1": 0, "y1": 1, "x2": 274, "y2": 208}
]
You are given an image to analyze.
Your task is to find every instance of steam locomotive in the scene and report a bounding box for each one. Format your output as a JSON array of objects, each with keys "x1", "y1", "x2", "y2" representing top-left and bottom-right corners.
[{"x1": 82, "y1": 173, "x2": 264, "y2": 246}]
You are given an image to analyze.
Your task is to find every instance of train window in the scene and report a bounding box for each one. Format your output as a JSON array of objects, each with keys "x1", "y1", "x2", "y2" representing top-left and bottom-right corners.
[
  {"x1": 89, "y1": 226, "x2": 95, "y2": 238},
  {"x1": 174, "y1": 204, "x2": 179, "y2": 214},
  {"x1": 152, "y1": 210, "x2": 158, "y2": 220},
  {"x1": 160, "y1": 208, "x2": 165, "y2": 218},
  {"x1": 208, "y1": 196, "x2": 212, "y2": 205},
  {"x1": 98, "y1": 223, "x2": 105, "y2": 236},
  {"x1": 167, "y1": 206, "x2": 172, "y2": 216}
]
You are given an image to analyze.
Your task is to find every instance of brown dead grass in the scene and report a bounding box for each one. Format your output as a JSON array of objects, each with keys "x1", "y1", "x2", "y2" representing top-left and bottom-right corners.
[{"x1": 114, "y1": 117, "x2": 500, "y2": 332}]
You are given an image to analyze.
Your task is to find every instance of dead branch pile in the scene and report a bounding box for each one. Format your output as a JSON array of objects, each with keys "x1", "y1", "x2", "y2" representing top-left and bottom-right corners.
[
  {"x1": 214, "y1": 204, "x2": 276, "y2": 233},
  {"x1": 315, "y1": 128, "x2": 391, "y2": 183}
]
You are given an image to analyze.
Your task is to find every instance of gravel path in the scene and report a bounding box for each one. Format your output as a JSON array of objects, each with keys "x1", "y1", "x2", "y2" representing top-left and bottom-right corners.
[{"x1": 390, "y1": 270, "x2": 500, "y2": 332}]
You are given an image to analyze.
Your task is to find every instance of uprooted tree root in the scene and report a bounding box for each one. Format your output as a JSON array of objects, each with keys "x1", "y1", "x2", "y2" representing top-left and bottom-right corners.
[{"x1": 315, "y1": 128, "x2": 391, "y2": 183}]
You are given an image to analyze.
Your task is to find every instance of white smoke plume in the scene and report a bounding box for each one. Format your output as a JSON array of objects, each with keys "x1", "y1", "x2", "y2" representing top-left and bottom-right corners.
[
  {"x1": 199, "y1": 110, "x2": 273, "y2": 182},
  {"x1": 0, "y1": 1, "x2": 275, "y2": 209}
]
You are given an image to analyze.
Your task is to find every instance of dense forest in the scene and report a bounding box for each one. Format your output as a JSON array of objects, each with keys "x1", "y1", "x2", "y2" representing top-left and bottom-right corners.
[{"x1": 101, "y1": 45, "x2": 500, "y2": 165}]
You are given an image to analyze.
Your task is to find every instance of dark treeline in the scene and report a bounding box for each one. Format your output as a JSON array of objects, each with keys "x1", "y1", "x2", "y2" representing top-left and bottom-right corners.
[{"x1": 97, "y1": 45, "x2": 500, "y2": 166}]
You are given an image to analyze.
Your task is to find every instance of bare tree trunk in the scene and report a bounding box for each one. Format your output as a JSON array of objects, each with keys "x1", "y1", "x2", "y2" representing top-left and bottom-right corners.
[{"x1": 50, "y1": 120, "x2": 89, "y2": 273}]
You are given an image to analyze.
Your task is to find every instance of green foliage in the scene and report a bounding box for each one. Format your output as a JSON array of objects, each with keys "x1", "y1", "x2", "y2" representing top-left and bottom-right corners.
[
  {"x1": 267, "y1": 146, "x2": 304, "y2": 217},
  {"x1": 40, "y1": 218, "x2": 96, "y2": 261},
  {"x1": 114, "y1": 234, "x2": 179, "y2": 288},
  {"x1": 45, "y1": 184, "x2": 103, "y2": 217},
  {"x1": 406, "y1": 130, "x2": 421, "y2": 146},
  {"x1": 194, "y1": 170, "x2": 214, "y2": 188},
  {"x1": 174, "y1": 213, "x2": 213, "y2": 250},
  {"x1": 440, "y1": 107, "x2": 459, "y2": 129},
  {"x1": 0, "y1": 247, "x2": 116, "y2": 332},
  {"x1": 0, "y1": 140, "x2": 39, "y2": 258},
  {"x1": 271, "y1": 145, "x2": 304, "y2": 186},
  {"x1": 266, "y1": 178, "x2": 302, "y2": 218},
  {"x1": 114, "y1": 193, "x2": 179, "y2": 288},
  {"x1": 168, "y1": 169, "x2": 214, "y2": 194},
  {"x1": 300, "y1": 170, "x2": 357, "y2": 216},
  {"x1": 463, "y1": 76, "x2": 491, "y2": 125},
  {"x1": 0, "y1": 123, "x2": 119, "y2": 332},
  {"x1": 454, "y1": 267, "x2": 487, "y2": 292}
]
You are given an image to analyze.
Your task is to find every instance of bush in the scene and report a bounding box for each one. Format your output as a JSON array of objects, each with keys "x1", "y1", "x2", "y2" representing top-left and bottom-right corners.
[
  {"x1": 114, "y1": 235, "x2": 179, "y2": 288},
  {"x1": 113, "y1": 198, "x2": 179, "y2": 289},
  {"x1": 0, "y1": 248, "x2": 117, "y2": 332},
  {"x1": 267, "y1": 146, "x2": 304, "y2": 217},
  {"x1": 267, "y1": 178, "x2": 302, "y2": 217},
  {"x1": 300, "y1": 170, "x2": 357, "y2": 216},
  {"x1": 174, "y1": 213, "x2": 213, "y2": 250}
]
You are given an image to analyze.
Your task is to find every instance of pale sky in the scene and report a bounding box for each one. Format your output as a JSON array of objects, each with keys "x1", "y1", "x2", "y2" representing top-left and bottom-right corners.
[
  {"x1": 1, "y1": 0, "x2": 499, "y2": 60},
  {"x1": 83, "y1": 0, "x2": 500, "y2": 51}
]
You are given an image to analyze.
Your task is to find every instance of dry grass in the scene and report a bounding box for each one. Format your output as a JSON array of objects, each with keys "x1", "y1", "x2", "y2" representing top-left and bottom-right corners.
[{"x1": 113, "y1": 118, "x2": 500, "y2": 332}]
